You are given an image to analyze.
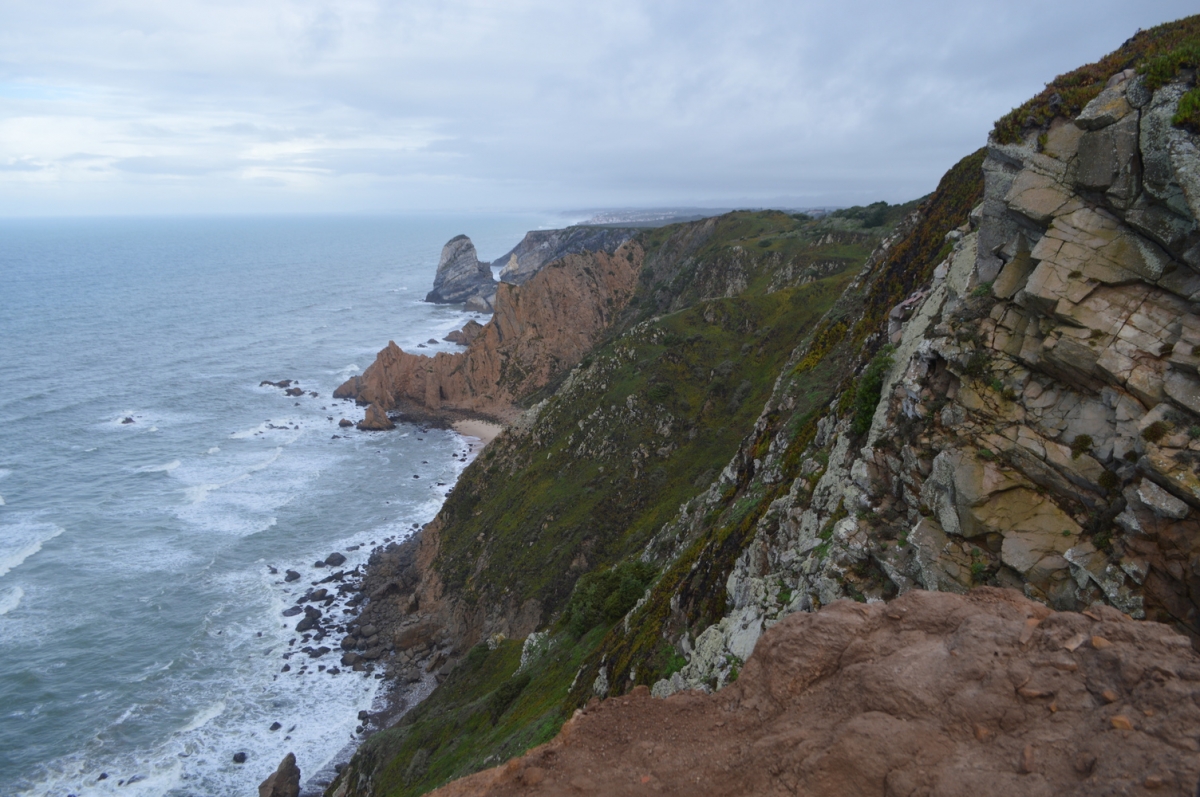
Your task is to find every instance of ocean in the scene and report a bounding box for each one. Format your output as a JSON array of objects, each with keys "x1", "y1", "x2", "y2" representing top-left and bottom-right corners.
[{"x1": 0, "y1": 213, "x2": 559, "y2": 796}]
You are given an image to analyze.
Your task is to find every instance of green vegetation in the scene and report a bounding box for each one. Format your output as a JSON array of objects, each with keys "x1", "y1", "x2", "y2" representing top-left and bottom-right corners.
[
  {"x1": 1143, "y1": 421, "x2": 1172, "y2": 443},
  {"x1": 850, "y1": 345, "x2": 896, "y2": 436},
  {"x1": 993, "y1": 16, "x2": 1200, "y2": 144},
  {"x1": 349, "y1": 628, "x2": 608, "y2": 797},
  {"x1": 1070, "y1": 434, "x2": 1094, "y2": 459},
  {"x1": 1175, "y1": 87, "x2": 1200, "y2": 133},
  {"x1": 564, "y1": 561, "x2": 656, "y2": 638}
]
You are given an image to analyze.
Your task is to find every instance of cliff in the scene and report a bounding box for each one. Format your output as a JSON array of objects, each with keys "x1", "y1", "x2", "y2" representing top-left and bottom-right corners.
[
  {"x1": 493, "y1": 226, "x2": 639, "y2": 285},
  {"x1": 425, "y1": 235, "x2": 497, "y2": 309},
  {"x1": 335, "y1": 243, "x2": 644, "y2": 422},
  {"x1": 431, "y1": 590, "x2": 1200, "y2": 796},
  {"x1": 326, "y1": 16, "x2": 1200, "y2": 797}
]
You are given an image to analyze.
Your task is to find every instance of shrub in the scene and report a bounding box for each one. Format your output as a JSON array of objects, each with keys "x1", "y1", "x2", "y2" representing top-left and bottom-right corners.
[
  {"x1": 564, "y1": 560, "x2": 657, "y2": 637},
  {"x1": 963, "y1": 350, "x2": 991, "y2": 377},
  {"x1": 1070, "y1": 434, "x2": 1094, "y2": 459},
  {"x1": 487, "y1": 672, "x2": 531, "y2": 724},
  {"x1": 1142, "y1": 421, "x2": 1171, "y2": 444},
  {"x1": 1176, "y1": 88, "x2": 1200, "y2": 133},
  {"x1": 1098, "y1": 470, "x2": 1119, "y2": 493},
  {"x1": 851, "y1": 346, "x2": 896, "y2": 437},
  {"x1": 971, "y1": 282, "x2": 994, "y2": 298}
]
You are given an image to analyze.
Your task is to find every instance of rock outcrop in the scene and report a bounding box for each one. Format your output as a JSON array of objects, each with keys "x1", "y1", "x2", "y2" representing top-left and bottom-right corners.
[
  {"x1": 443, "y1": 319, "x2": 484, "y2": 346},
  {"x1": 335, "y1": 242, "x2": 643, "y2": 423},
  {"x1": 494, "y1": 226, "x2": 639, "y2": 285},
  {"x1": 425, "y1": 235, "x2": 497, "y2": 308},
  {"x1": 431, "y1": 589, "x2": 1200, "y2": 796},
  {"x1": 258, "y1": 752, "x2": 300, "y2": 797}
]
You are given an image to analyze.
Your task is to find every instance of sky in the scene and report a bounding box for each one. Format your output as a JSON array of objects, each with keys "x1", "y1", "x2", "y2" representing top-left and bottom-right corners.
[{"x1": 0, "y1": 1, "x2": 1195, "y2": 216}]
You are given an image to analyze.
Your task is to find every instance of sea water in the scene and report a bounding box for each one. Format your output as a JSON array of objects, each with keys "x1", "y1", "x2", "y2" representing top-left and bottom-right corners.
[{"x1": 0, "y1": 214, "x2": 559, "y2": 796}]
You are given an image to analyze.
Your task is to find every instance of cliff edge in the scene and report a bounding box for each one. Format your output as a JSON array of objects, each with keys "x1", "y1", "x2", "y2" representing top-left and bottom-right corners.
[
  {"x1": 494, "y1": 226, "x2": 639, "y2": 285},
  {"x1": 430, "y1": 589, "x2": 1200, "y2": 796}
]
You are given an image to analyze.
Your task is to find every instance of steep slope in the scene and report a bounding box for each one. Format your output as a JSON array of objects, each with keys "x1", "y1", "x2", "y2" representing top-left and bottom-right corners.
[
  {"x1": 432, "y1": 590, "x2": 1200, "y2": 796},
  {"x1": 326, "y1": 210, "x2": 896, "y2": 797}
]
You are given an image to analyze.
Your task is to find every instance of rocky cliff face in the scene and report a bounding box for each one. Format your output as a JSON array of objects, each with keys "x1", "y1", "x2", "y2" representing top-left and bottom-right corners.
[
  {"x1": 626, "y1": 63, "x2": 1200, "y2": 703},
  {"x1": 336, "y1": 243, "x2": 643, "y2": 422},
  {"x1": 431, "y1": 590, "x2": 1200, "y2": 796},
  {"x1": 425, "y1": 235, "x2": 497, "y2": 308},
  {"x1": 494, "y1": 226, "x2": 639, "y2": 285}
]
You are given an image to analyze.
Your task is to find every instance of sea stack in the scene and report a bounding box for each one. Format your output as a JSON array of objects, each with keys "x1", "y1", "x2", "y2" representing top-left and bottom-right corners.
[{"x1": 425, "y1": 235, "x2": 497, "y2": 310}]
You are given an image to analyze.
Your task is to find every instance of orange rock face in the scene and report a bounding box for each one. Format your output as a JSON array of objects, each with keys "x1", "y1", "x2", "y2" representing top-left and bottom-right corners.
[
  {"x1": 335, "y1": 242, "x2": 643, "y2": 422},
  {"x1": 429, "y1": 589, "x2": 1200, "y2": 797}
]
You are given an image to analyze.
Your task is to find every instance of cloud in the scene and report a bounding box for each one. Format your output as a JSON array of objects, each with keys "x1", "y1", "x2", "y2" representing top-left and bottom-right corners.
[{"x1": 0, "y1": 0, "x2": 1195, "y2": 214}]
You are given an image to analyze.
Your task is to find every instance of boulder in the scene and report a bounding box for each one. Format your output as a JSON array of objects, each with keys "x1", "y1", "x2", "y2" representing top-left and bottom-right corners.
[
  {"x1": 444, "y1": 319, "x2": 485, "y2": 346},
  {"x1": 425, "y1": 235, "x2": 497, "y2": 305},
  {"x1": 324, "y1": 552, "x2": 347, "y2": 567},
  {"x1": 258, "y1": 752, "x2": 300, "y2": 797},
  {"x1": 357, "y1": 404, "x2": 395, "y2": 432},
  {"x1": 338, "y1": 419, "x2": 353, "y2": 428},
  {"x1": 283, "y1": 570, "x2": 301, "y2": 582}
]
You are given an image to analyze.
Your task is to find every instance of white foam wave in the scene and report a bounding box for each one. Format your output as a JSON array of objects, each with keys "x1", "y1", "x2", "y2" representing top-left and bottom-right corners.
[
  {"x1": 207, "y1": 447, "x2": 220, "y2": 454},
  {"x1": 0, "y1": 495, "x2": 5, "y2": 506},
  {"x1": 178, "y1": 700, "x2": 226, "y2": 733},
  {"x1": 0, "y1": 586, "x2": 24, "y2": 615},
  {"x1": 138, "y1": 460, "x2": 181, "y2": 473},
  {"x1": 0, "y1": 519, "x2": 64, "y2": 578},
  {"x1": 184, "y1": 483, "x2": 223, "y2": 504},
  {"x1": 0, "y1": 468, "x2": 10, "y2": 479}
]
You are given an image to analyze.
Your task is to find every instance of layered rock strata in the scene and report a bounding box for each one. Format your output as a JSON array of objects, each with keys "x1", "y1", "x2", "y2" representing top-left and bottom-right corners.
[
  {"x1": 431, "y1": 589, "x2": 1200, "y2": 796},
  {"x1": 494, "y1": 226, "x2": 638, "y2": 285},
  {"x1": 336, "y1": 242, "x2": 643, "y2": 423},
  {"x1": 645, "y1": 68, "x2": 1200, "y2": 699},
  {"x1": 425, "y1": 235, "x2": 497, "y2": 309}
]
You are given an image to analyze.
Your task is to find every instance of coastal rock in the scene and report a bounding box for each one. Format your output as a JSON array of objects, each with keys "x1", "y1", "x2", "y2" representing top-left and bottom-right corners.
[
  {"x1": 356, "y1": 404, "x2": 395, "y2": 431},
  {"x1": 494, "y1": 226, "x2": 639, "y2": 285},
  {"x1": 335, "y1": 242, "x2": 644, "y2": 422},
  {"x1": 284, "y1": 570, "x2": 301, "y2": 583},
  {"x1": 324, "y1": 552, "x2": 347, "y2": 567},
  {"x1": 338, "y1": 419, "x2": 353, "y2": 428},
  {"x1": 233, "y1": 752, "x2": 247, "y2": 764},
  {"x1": 430, "y1": 590, "x2": 1200, "y2": 797},
  {"x1": 258, "y1": 752, "x2": 300, "y2": 797},
  {"x1": 444, "y1": 319, "x2": 484, "y2": 346},
  {"x1": 425, "y1": 236, "x2": 497, "y2": 306}
]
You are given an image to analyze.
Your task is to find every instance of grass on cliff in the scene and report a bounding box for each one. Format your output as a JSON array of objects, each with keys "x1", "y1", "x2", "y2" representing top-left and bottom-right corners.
[
  {"x1": 350, "y1": 627, "x2": 605, "y2": 797},
  {"x1": 434, "y1": 270, "x2": 852, "y2": 620},
  {"x1": 992, "y1": 14, "x2": 1200, "y2": 144}
]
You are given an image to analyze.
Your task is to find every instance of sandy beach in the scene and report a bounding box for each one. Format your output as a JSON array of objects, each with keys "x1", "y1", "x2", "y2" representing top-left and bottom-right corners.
[{"x1": 451, "y1": 419, "x2": 504, "y2": 452}]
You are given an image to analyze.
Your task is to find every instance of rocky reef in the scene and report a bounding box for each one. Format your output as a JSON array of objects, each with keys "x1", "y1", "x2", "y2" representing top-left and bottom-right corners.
[
  {"x1": 494, "y1": 226, "x2": 639, "y2": 285},
  {"x1": 430, "y1": 589, "x2": 1200, "y2": 796},
  {"x1": 425, "y1": 235, "x2": 497, "y2": 310}
]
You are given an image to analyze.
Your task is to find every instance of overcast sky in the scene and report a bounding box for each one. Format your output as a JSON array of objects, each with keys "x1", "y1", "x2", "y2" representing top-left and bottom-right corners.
[{"x1": 0, "y1": 1, "x2": 1194, "y2": 215}]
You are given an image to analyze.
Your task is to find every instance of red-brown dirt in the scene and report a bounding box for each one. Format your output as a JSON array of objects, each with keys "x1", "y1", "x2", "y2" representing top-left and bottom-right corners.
[{"x1": 430, "y1": 589, "x2": 1200, "y2": 796}]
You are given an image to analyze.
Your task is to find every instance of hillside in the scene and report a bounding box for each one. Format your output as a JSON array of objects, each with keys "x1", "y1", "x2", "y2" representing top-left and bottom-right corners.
[{"x1": 323, "y1": 16, "x2": 1200, "y2": 797}]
